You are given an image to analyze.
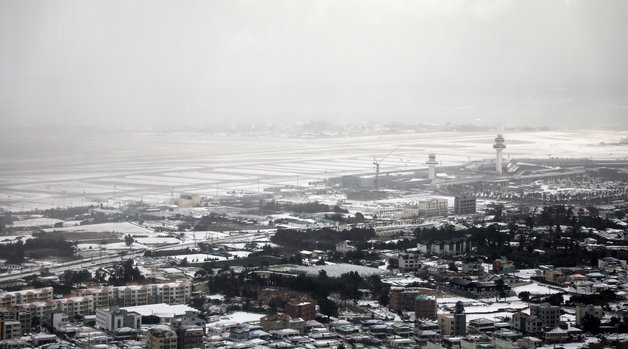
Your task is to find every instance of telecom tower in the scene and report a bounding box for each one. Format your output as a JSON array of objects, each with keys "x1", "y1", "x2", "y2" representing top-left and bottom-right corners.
[
  {"x1": 426, "y1": 153, "x2": 438, "y2": 180},
  {"x1": 493, "y1": 133, "x2": 506, "y2": 176}
]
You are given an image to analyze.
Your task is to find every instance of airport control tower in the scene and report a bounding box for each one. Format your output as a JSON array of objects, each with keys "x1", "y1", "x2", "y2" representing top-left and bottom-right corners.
[
  {"x1": 426, "y1": 153, "x2": 438, "y2": 180},
  {"x1": 493, "y1": 133, "x2": 506, "y2": 176}
]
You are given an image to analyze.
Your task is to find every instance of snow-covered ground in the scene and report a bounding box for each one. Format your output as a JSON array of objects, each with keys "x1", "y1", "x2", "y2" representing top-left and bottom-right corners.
[
  {"x1": 10, "y1": 217, "x2": 64, "y2": 228},
  {"x1": 42, "y1": 222, "x2": 154, "y2": 234},
  {"x1": 209, "y1": 312, "x2": 265, "y2": 327},
  {"x1": 170, "y1": 254, "x2": 227, "y2": 262},
  {"x1": 512, "y1": 282, "x2": 564, "y2": 295},
  {"x1": 293, "y1": 263, "x2": 385, "y2": 278}
]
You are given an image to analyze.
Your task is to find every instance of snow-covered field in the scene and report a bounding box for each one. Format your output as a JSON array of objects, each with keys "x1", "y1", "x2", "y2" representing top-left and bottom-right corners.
[
  {"x1": 209, "y1": 311, "x2": 265, "y2": 327},
  {"x1": 42, "y1": 222, "x2": 154, "y2": 234},
  {"x1": 512, "y1": 282, "x2": 564, "y2": 295},
  {"x1": 10, "y1": 217, "x2": 63, "y2": 228},
  {"x1": 1, "y1": 130, "x2": 627, "y2": 211},
  {"x1": 294, "y1": 263, "x2": 385, "y2": 278},
  {"x1": 170, "y1": 253, "x2": 227, "y2": 262}
]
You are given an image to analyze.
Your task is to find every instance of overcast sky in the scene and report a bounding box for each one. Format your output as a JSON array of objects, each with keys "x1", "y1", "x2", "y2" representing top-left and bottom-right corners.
[{"x1": 1, "y1": 0, "x2": 627, "y2": 130}]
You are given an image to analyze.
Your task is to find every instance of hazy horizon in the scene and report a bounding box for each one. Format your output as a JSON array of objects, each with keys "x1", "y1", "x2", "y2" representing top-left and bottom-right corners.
[{"x1": 2, "y1": 0, "x2": 628, "y2": 130}]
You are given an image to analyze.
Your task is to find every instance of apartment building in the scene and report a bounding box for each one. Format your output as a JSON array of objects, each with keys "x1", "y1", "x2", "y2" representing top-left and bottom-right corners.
[
  {"x1": 438, "y1": 313, "x2": 466, "y2": 337},
  {"x1": 285, "y1": 301, "x2": 316, "y2": 321},
  {"x1": 0, "y1": 288, "x2": 54, "y2": 307},
  {"x1": 415, "y1": 295, "x2": 438, "y2": 320},
  {"x1": 390, "y1": 288, "x2": 422, "y2": 312},
  {"x1": 529, "y1": 303, "x2": 560, "y2": 329},
  {"x1": 398, "y1": 252, "x2": 421, "y2": 272},
  {"x1": 0, "y1": 316, "x2": 21, "y2": 340},
  {"x1": 72, "y1": 282, "x2": 191, "y2": 308},
  {"x1": 418, "y1": 198, "x2": 448, "y2": 217}
]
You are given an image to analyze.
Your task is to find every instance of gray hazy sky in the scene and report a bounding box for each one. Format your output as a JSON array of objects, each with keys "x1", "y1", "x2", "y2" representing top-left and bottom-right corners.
[{"x1": 1, "y1": 0, "x2": 628, "y2": 129}]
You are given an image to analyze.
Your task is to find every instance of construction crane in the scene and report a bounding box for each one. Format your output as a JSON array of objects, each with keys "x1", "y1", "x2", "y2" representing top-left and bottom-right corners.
[{"x1": 373, "y1": 145, "x2": 401, "y2": 191}]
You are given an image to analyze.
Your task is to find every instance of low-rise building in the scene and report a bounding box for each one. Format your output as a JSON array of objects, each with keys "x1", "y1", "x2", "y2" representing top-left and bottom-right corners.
[
  {"x1": 335, "y1": 240, "x2": 357, "y2": 253},
  {"x1": 460, "y1": 335, "x2": 494, "y2": 349},
  {"x1": 172, "y1": 323, "x2": 203, "y2": 349},
  {"x1": 598, "y1": 257, "x2": 626, "y2": 273},
  {"x1": 146, "y1": 325, "x2": 178, "y2": 349},
  {"x1": 468, "y1": 318, "x2": 495, "y2": 334},
  {"x1": 438, "y1": 313, "x2": 466, "y2": 337},
  {"x1": 511, "y1": 312, "x2": 543, "y2": 335},
  {"x1": 95, "y1": 308, "x2": 142, "y2": 332},
  {"x1": 260, "y1": 314, "x2": 304, "y2": 334},
  {"x1": 575, "y1": 304, "x2": 603, "y2": 326},
  {"x1": 493, "y1": 258, "x2": 515, "y2": 274}
]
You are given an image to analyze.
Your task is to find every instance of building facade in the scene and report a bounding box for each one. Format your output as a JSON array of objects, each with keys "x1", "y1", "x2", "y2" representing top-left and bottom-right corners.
[
  {"x1": 0, "y1": 288, "x2": 54, "y2": 307},
  {"x1": 529, "y1": 303, "x2": 560, "y2": 329},
  {"x1": 146, "y1": 325, "x2": 178, "y2": 349},
  {"x1": 390, "y1": 288, "x2": 421, "y2": 312},
  {"x1": 418, "y1": 198, "x2": 448, "y2": 217},
  {"x1": 415, "y1": 295, "x2": 437, "y2": 320},
  {"x1": 285, "y1": 301, "x2": 316, "y2": 321},
  {"x1": 72, "y1": 282, "x2": 191, "y2": 308},
  {"x1": 454, "y1": 196, "x2": 476, "y2": 215},
  {"x1": 95, "y1": 308, "x2": 142, "y2": 332},
  {"x1": 398, "y1": 252, "x2": 421, "y2": 273}
]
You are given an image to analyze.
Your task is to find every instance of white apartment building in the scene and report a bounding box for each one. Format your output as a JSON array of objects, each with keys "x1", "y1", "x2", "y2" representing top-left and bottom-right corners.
[{"x1": 0, "y1": 287, "x2": 54, "y2": 307}]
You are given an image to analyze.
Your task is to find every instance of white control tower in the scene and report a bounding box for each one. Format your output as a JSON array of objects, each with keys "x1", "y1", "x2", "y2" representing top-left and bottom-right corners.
[
  {"x1": 426, "y1": 153, "x2": 438, "y2": 180},
  {"x1": 493, "y1": 134, "x2": 506, "y2": 176}
]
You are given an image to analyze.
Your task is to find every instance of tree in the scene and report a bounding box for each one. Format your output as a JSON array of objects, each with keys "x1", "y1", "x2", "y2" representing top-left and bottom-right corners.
[
  {"x1": 378, "y1": 292, "x2": 390, "y2": 307},
  {"x1": 124, "y1": 234, "x2": 134, "y2": 247},
  {"x1": 495, "y1": 278, "x2": 507, "y2": 300},
  {"x1": 455, "y1": 301, "x2": 465, "y2": 314},
  {"x1": 318, "y1": 298, "x2": 338, "y2": 318},
  {"x1": 448, "y1": 262, "x2": 457, "y2": 272},
  {"x1": 544, "y1": 293, "x2": 563, "y2": 306},
  {"x1": 355, "y1": 212, "x2": 365, "y2": 222},
  {"x1": 518, "y1": 291, "x2": 531, "y2": 302},
  {"x1": 387, "y1": 258, "x2": 399, "y2": 270},
  {"x1": 580, "y1": 314, "x2": 601, "y2": 333},
  {"x1": 31, "y1": 317, "x2": 41, "y2": 331}
]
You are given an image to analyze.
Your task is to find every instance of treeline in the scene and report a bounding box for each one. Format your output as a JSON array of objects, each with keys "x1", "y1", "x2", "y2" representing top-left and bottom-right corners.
[
  {"x1": 0, "y1": 236, "x2": 75, "y2": 264},
  {"x1": 144, "y1": 247, "x2": 197, "y2": 257},
  {"x1": 271, "y1": 227, "x2": 375, "y2": 250},
  {"x1": 262, "y1": 201, "x2": 349, "y2": 214},
  {"x1": 192, "y1": 212, "x2": 244, "y2": 231},
  {"x1": 538, "y1": 205, "x2": 622, "y2": 230},
  {"x1": 203, "y1": 267, "x2": 389, "y2": 317}
]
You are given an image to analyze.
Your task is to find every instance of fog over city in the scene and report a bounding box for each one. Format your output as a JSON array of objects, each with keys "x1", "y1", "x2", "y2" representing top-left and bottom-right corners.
[
  {"x1": 1, "y1": 0, "x2": 628, "y2": 131},
  {"x1": 4, "y1": 2, "x2": 628, "y2": 348}
]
